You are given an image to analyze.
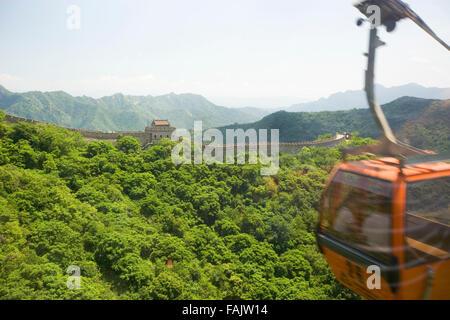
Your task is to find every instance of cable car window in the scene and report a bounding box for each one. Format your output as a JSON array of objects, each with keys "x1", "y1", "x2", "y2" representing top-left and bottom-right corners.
[
  {"x1": 405, "y1": 176, "x2": 450, "y2": 264},
  {"x1": 323, "y1": 170, "x2": 393, "y2": 264}
]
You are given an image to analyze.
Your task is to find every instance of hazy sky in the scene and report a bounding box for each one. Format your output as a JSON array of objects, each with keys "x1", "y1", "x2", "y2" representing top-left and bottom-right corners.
[{"x1": 0, "y1": 0, "x2": 448, "y2": 107}]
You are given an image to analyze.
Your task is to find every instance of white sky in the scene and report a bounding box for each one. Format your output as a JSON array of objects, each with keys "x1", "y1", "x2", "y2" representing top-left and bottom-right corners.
[{"x1": 0, "y1": 0, "x2": 448, "y2": 107}]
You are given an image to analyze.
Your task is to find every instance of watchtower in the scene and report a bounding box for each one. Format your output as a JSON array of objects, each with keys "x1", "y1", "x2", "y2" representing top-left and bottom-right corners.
[{"x1": 145, "y1": 120, "x2": 176, "y2": 144}]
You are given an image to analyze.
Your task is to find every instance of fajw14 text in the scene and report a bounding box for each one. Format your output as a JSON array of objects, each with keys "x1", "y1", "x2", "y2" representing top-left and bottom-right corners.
[{"x1": 226, "y1": 304, "x2": 268, "y2": 316}]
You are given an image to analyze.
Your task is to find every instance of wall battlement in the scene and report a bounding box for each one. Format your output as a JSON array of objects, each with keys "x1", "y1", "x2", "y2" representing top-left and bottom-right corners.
[
  {"x1": 4, "y1": 113, "x2": 348, "y2": 154},
  {"x1": 200, "y1": 135, "x2": 346, "y2": 155},
  {"x1": 4, "y1": 113, "x2": 175, "y2": 146}
]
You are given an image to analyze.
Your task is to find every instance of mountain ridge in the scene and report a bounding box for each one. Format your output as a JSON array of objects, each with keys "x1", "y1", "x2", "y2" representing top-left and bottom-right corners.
[
  {"x1": 0, "y1": 85, "x2": 264, "y2": 131},
  {"x1": 287, "y1": 83, "x2": 450, "y2": 112},
  {"x1": 219, "y1": 96, "x2": 449, "y2": 152},
  {"x1": 2, "y1": 83, "x2": 449, "y2": 133}
]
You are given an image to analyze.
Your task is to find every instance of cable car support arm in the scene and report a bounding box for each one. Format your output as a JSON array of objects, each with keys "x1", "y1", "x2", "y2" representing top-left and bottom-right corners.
[
  {"x1": 344, "y1": 26, "x2": 426, "y2": 158},
  {"x1": 345, "y1": 1, "x2": 450, "y2": 158}
]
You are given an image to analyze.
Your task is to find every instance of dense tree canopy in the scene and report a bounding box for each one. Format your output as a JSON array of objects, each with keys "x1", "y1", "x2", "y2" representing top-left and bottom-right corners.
[{"x1": 0, "y1": 110, "x2": 363, "y2": 300}]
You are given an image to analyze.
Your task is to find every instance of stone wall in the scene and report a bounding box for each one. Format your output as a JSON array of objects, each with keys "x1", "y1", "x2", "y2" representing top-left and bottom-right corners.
[
  {"x1": 279, "y1": 135, "x2": 345, "y2": 154},
  {"x1": 146, "y1": 125, "x2": 176, "y2": 144},
  {"x1": 4, "y1": 113, "x2": 153, "y2": 145},
  {"x1": 5, "y1": 114, "x2": 46, "y2": 126},
  {"x1": 200, "y1": 134, "x2": 346, "y2": 156},
  {"x1": 4, "y1": 113, "x2": 347, "y2": 153}
]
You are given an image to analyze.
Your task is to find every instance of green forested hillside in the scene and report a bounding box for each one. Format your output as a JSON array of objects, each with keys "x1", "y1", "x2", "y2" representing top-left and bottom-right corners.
[
  {"x1": 220, "y1": 97, "x2": 448, "y2": 151},
  {"x1": 397, "y1": 100, "x2": 450, "y2": 153},
  {"x1": 0, "y1": 110, "x2": 365, "y2": 300},
  {"x1": 0, "y1": 85, "x2": 262, "y2": 131}
]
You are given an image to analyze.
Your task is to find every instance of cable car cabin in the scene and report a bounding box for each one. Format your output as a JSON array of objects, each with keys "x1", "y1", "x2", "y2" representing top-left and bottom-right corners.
[{"x1": 317, "y1": 157, "x2": 450, "y2": 300}]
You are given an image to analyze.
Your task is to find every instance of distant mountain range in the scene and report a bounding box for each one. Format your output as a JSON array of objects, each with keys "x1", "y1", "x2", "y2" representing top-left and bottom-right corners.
[
  {"x1": 219, "y1": 97, "x2": 450, "y2": 153},
  {"x1": 1, "y1": 83, "x2": 449, "y2": 134},
  {"x1": 286, "y1": 83, "x2": 450, "y2": 112},
  {"x1": 0, "y1": 85, "x2": 265, "y2": 131}
]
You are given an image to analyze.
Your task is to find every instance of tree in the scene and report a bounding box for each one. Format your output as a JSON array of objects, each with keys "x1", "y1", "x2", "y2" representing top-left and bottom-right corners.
[
  {"x1": 86, "y1": 141, "x2": 114, "y2": 157},
  {"x1": 149, "y1": 271, "x2": 185, "y2": 300},
  {"x1": 0, "y1": 110, "x2": 9, "y2": 138},
  {"x1": 0, "y1": 116, "x2": 364, "y2": 300},
  {"x1": 116, "y1": 136, "x2": 141, "y2": 154}
]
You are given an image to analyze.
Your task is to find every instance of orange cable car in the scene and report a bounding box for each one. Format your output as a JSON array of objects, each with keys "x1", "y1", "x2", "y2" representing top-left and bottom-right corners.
[
  {"x1": 318, "y1": 156, "x2": 450, "y2": 299},
  {"x1": 317, "y1": 0, "x2": 450, "y2": 300}
]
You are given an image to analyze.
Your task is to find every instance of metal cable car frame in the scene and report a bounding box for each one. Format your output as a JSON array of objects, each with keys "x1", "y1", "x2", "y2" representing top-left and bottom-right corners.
[
  {"x1": 316, "y1": 0, "x2": 450, "y2": 300},
  {"x1": 345, "y1": 0, "x2": 450, "y2": 160}
]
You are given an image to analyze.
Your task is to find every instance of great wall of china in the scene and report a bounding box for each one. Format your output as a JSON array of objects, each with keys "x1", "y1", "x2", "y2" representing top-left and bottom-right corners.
[
  {"x1": 4, "y1": 113, "x2": 175, "y2": 146},
  {"x1": 4, "y1": 113, "x2": 349, "y2": 154}
]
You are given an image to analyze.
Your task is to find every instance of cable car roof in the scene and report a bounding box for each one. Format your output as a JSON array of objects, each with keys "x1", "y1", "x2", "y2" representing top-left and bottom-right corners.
[{"x1": 340, "y1": 156, "x2": 450, "y2": 181}]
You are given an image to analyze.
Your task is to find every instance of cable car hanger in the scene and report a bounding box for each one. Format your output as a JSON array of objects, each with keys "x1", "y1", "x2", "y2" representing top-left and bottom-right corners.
[
  {"x1": 316, "y1": 1, "x2": 450, "y2": 300},
  {"x1": 343, "y1": 0, "x2": 450, "y2": 160}
]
